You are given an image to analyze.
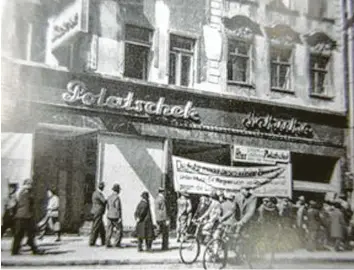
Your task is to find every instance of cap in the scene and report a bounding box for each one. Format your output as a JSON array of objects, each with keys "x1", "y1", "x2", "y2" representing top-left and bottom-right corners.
[
  {"x1": 141, "y1": 191, "x2": 149, "y2": 200},
  {"x1": 112, "y1": 184, "x2": 120, "y2": 192},
  {"x1": 98, "y1": 182, "x2": 105, "y2": 189}
]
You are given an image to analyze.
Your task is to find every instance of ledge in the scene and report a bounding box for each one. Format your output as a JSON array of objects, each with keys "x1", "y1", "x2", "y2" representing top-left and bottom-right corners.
[
  {"x1": 271, "y1": 87, "x2": 296, "y2": 95},
  {"x1": 227, "y1": 0, "x2": 259, "y2": 7},
  {"x1": 227, "y1": 81, "x2": 255, "y2": 89},
  {"x1": 305, "y1": 14, "x2": 336, "y2": 24},
  {"x1": 310, "y1": 93, "x2": 335, "y2": 100}
]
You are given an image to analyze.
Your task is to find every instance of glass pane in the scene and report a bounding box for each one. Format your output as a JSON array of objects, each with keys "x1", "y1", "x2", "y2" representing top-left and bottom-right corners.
[
  {"x1": 181, "y1": 55, "x2": 191, "y2": 86},
  {"x1": 316, "y1": 72, "x2": 326, "y2": 93},
  {"x1": 271, "y1": 64, "x2": 278, "y2": 87},
  {"x1": 229, "y1": 40, "x2": 248, "y2": 55},
  {"x1": 317, "y1": 57, "x2": 329, "y2": 69},
  {"x1": 279, "y1": 65, "x2": 290, "y2": 89},
  {"x1": 125, "y1": 25, "x2": 151, "y2": 43},
  {"x1": 170, "y1": 35, "x2": 194, "y2": 51},
  {"x1": 124, "y1": 44, "x2": 149, "y2": 80},
  {"x1": 280, "y1": 49, "x2": 292, "y2": 62},
  {"x1": 310, "y1": 72, "x2": 316, "y2": 91},
  {"x1": 169, "y1": 53, "x2": 177, "y2": 85},
  {"x1": 227, "y1": 59, "x2": 233, "y2": 81},
  {"x1": 234, "y1": 56, "x2": 248, "y2": 82}
]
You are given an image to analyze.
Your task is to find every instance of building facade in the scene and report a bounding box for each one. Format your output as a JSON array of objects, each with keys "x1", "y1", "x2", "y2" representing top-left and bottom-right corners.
[{"x1": 1, "y1": 0, "x2": 349, "y2": 232}]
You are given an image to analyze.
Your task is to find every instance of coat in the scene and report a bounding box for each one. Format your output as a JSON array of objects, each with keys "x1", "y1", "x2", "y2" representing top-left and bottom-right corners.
[
  {"x1": 134, "y1": 198, "x2": 154, "y2": 239},
  {"x1": 91, "y1": 190, "x2": 106, "y2": 216},
  {"x1": 14, "y1": 188, "x2": 34, "y2": 219},
  {"x1": 306, "y1": 207, "x2": 322, "y2": 231},
  {"x1": 234, "y1": 194, "x2": 257, "y2": 225},
  {"x1": 329, "y1": 208, "x2": 346, "y2": 239},
  {"x1": 106, "y1": 192, "x2": 122, "y2": 220},
  {"x1": 47, "y1": 195, "x2": 60, "y2": 218},
  {"x1": 155, "y1": 194, "x2": 167, "y2": 222}
]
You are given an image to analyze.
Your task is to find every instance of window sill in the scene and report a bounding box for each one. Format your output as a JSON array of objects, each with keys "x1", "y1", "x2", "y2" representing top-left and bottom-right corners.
[
  {"x1": 305, "y1": 14, "x2": 335, "y2": 24},
  {"x1": 310, "y1": 93, "x2": 334, "y2": 100},
  {"x1": 227, "y1": 81, "x2": 255, "y2": 88},
  {"x1": 266, "y1": 6, "x2": 299, "y2": 17},
  {"x1": 228, "y1": 0, "x2": 259, "y2": 7},
  {"x1": 271, "y1": 87, "x2": 295, "y2": 95}
]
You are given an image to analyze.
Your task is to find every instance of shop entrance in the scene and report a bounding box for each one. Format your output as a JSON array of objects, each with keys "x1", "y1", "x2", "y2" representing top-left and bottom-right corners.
[{"x1": 32, "y1": 124, "x2": 98, "y2": 233}]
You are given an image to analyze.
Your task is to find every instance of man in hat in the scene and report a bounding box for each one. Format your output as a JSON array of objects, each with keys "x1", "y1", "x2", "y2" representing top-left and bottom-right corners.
[
  {"x1": 176, "y1": 192, "x2": 192, "y2": 242},
  {"x1": 89, "y1": 182, "x2": 106, "y2": 246},
  {"x1": 11, "y1": 179, "x2": 41, "y2": 255},
  {"x1": 155, "y1": 187, "x2": 169, "y2": 250},
  {"x1": 105, "y1": 184, "x2": 122, "y2": 248},
  {"x1": 2, "y1": 183, "x2": 18, "y2": 237}
]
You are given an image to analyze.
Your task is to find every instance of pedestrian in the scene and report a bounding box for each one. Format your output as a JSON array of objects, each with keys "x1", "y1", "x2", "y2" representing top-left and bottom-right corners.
[
  {"x1": 305, "y1": 200, "x2": 322, "y2": 251},
  {"x1": 134, "y1": 191, "x2": 154, "y2": 252},
  {"x1": 89, "y1": 182, "x2": 106, "y2": 246},
  {"x1": 37, "y1": 188, "x2": 61, "y2": 242},
  {"x1": 214, "y1": 192, "x2": 237, "y2": 240},
  {"x1": 295, "y1": 195, "x2": 307, "y2": 246},
  {"x1": 193, "y1": 195, "x2": 210, "y2": 221},
  {"x1": 279, "y1": 198, "x2": 293, "y2": 228},
  {"x1": 176, "y1": 192, "x2": 192, "y2": 242},
  {"x1": 106, "y1": 184, "x2": 122, "y2": 248},
  {"x1": 1, "y1": 183, "x2": 18, "y2": 237},
  {"x1": 329, "y1": 202, "x2": 346, "y2": 251},
  {"x1": 258, "y1": 197, "x2": 279, "y2": 238},
  {"x1": 11, "y1": 179, "x2": 41, "y2": 255},
  {"x1": 154, "y1": 187, "x2": 169, "y2": 250}
]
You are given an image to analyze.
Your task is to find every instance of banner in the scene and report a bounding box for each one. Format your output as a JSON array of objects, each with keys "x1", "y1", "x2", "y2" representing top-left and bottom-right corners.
[
  {"x1": 172, "y1": 156, "x2": 292, "y2": 198},
  {"x1": 232, "y1": 145, "x2": 290, "y2": 165}
]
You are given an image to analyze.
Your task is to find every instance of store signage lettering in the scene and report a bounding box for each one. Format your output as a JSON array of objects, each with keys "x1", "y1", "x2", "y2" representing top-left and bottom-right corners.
[
  {"x1": 62, "y1": 80, "x2": 200, "y2": 122},
  {"x1": 242, "y1": 112, "x2": 314, "y2": 138},
  {"x1": 232, "y1": 145, "x2": 290, "y2": 165}
]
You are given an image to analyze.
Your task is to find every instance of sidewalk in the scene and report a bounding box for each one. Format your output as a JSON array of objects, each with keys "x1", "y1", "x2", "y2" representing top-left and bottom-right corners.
[{"x1": 1, "y1": 235, "x2": 354, "y2": 267}]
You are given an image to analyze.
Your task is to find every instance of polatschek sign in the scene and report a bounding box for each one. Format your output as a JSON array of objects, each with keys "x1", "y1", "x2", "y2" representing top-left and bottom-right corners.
[{"x1": 62, "y1": 80, "x2": 200, "y2": 122}]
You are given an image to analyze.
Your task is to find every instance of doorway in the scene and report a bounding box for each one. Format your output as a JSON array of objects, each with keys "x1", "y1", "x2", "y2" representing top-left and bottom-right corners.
[{"x1": 32, "y1": 124, "x2": 98, "y2": 233}]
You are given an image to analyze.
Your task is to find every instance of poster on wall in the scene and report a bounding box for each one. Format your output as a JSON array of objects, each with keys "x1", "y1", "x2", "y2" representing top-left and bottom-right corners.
[
  {"x1": 232, "y1": 145, "x2": 290, "y2": 165},
  {"x1": 172, "y1": 156, "x2": 292, "y2": 198}
]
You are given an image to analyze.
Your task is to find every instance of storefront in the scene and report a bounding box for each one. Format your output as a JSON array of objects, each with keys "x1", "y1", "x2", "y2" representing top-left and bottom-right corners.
[{"x1": 1, "y1": 58, "x2": 346, "y2": 232}]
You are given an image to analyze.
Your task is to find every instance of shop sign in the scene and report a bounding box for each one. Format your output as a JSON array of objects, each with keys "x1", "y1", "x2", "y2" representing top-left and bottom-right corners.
[
  {"x1": 49, "y1": 0, "x2": 89, "y2": 51},
  {"x1": 172, "y1": 156, "x2": 292, "y2": 198},
  {"x1": 62, "y1": 80, "x2": 200, "y2": 122},
  {"x1": 242, "y1": 112, "x2": 314, "y2": 138},
  {"x1": 232, "y1": 145, "x2": 290, "y2": 165}
]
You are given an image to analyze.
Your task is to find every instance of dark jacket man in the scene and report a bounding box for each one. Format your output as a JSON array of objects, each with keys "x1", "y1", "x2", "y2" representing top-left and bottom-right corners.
[
  {"x1": 89, "y1": 182, "x2": 106, "y2": 246},
  {"x1": 305, "y1": 201, "x2": 322, "y2": 251},
  {"x1": 11, "y1": 179, "x2": 39, "y2": 255},
  {"x1": 106, "y1": 184, "x2": 122, "y2": 247},
  {"x1": 155, "y1": 187, "x2": 169, "y2": 250},
  {"x1": 2, "y1": 183, "x2": 18, "y2": 237},
  {"x1": 329, "y1": 202, "x2": 346, "y2": 251}
]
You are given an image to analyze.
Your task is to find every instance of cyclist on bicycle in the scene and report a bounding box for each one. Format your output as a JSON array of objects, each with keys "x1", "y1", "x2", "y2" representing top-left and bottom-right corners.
[{"x1": 197, "y1": 190, "x2": 222, "y2": 243}]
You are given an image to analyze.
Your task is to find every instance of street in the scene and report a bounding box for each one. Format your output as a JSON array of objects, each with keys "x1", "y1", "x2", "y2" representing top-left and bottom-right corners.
[{"x1": 5, "y1": 262, "x2": 354, "y2": 269}]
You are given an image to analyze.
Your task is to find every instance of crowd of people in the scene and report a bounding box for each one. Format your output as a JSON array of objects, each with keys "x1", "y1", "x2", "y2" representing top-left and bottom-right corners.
[{"x1": 2, "y1": 178, "x2": 354, "y2": 255}]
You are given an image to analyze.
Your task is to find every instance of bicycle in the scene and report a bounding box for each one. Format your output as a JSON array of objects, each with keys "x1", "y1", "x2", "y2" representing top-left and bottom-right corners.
[
  {"x1": 202, "y1": 223, "x2": 278, "y2": 269},
  {"x1": 179, "y1": 219, "x2": 205, "y2": 264}
]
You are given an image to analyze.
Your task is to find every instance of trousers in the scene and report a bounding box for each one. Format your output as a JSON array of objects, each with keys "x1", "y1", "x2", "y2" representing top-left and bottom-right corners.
[{"x1": 89, "y1": 214, "x2": 106, "y2": 246}]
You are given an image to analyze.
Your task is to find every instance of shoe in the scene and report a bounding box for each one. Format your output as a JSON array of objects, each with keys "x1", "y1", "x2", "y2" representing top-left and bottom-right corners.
[
  {"x1": 32, "y1": 249, "x2": 45, "y2": 255},
  {"x1": 11, "y1": 252, "x2": 20, "y2": 256},
  {"x1": 138, "y1": 249, "x2": 143, "y2": 252},
  {"x1": 55, "y1": 238, "x2": 61, "y2": 242},
  {"x1": 106, "y1": 244, "x2": 112, "y2": 248}
]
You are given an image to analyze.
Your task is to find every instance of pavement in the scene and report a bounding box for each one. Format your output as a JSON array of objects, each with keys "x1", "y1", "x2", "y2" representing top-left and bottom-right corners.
[{"x1": 1, "y1": 235, "x2": 354, "y2": 267}]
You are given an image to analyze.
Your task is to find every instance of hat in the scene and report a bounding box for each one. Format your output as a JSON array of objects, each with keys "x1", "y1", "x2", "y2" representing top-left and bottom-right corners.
[
  {"x1": 309, "y1": 200, "x2": 317, "y2": 206},
  {"x1": 98, "y1": 182, "x2": 105, "y2": 189},
  {"x1": 112, "y1": 184, "x2": 120, "y2": 192},
  {"x1": 158, "y1": 187, "x2": 164, "y2": 192},
  {"x1": 141, "y1": 191, "x2": 149, "y2": 200},
  {"x1": 298, "y1": 196, "x2": 305, "y2": 201},
  {"x1": 181, "y1": 192, "x2": 189, "y2": 197}
]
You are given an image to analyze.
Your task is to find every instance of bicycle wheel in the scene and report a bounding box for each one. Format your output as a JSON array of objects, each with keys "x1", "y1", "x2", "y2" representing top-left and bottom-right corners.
[
  {"x1": 202, "y1": 239, "x2": 227, "y2": 270},
  {"x1": 179, "y1": 236, "x2": 200, "y2": 264},
  {"x1": 244, "y1": 235, "x2": 275, "y2": 269}
]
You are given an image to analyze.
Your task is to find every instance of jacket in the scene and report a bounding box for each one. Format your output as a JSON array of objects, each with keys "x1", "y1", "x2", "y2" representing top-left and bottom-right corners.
[
  {"x1": 234, "y1": 193, "x2": 257, "y2": 225},
  {"x1": 106, "y1": 192, "x2": 122, "y2": 220},
  {"x1": 47, "y1": 195, "x2": 60, "y2": 218},
  {"x1": 329, "y1": 208, "x2": 346, "y2": 239},
  {"x1": 14, "y1": 188, "x2": 34, "y2": 219},
  {"x1": 91, "y1": 190, "x2": 106, "y2": 216},
  {"x1": 155, "y1": 194, "x2": 168, "y2": 222}
]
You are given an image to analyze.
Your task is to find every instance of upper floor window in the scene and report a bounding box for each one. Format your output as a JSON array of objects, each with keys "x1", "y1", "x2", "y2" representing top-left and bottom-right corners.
[
  {"x1": 270, "y1": 47, "x2": 292, "y2": 91},
  {"x1": 124, "y1": 25, "x2": 153, "y2": 80},
  {"x1": 169, "y1": 35, "x2": 195, "y2": 87},
  {"x1": 227, "y1": 40, "x2": 252, "y2": 84},
  {"x1": 308, "y1": 0, "x2": 328, "y2": 18},
  {"x1": 309, "y1": 54, "x2": 330, "y2": 95}
]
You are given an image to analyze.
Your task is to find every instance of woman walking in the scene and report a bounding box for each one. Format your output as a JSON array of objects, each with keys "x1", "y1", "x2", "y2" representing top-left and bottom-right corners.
[{"x1": 134, "y1": 191, "x2": 154, "y2": 252}]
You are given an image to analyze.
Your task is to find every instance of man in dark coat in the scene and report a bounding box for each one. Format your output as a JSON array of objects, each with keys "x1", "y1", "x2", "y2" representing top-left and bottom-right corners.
[
  {"x1": 329, "y1": 202, "x2": 346, "y2": 251},
  {"x1": 134, "y1": 191, "x2": 154, "y2": 252},
  {"x1": 154, "y1": 187, "x2": 169, "y2": 250},
  {"x1": 305, "y1": 200, "x2": 322, "y2": 251},
  {"x1": 11, "y1": 179, "x2": 40, "y2": 255},
  {"x1": 2, "y1": 183, "x2": 18, "y2": 237},
  {"x1": 89, "y1": 182, "x2": 106, "y2": 246},
  {"x1": 106, "y1": 184, "x2": 122, "y2": 248}
]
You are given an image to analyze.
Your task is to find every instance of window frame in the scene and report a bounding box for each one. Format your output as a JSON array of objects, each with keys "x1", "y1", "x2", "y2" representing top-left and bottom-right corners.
[
  {"x1": 309, "y1": 53, "x2": 333, "y2": 98},
  {"x1": 270, "y1": 45, "x2": 293, "y2": 92},
  {"x1": 124, "y1": 24, "x2": 153, "y2": 80},
  {"x1": 168, "y1": 34, "x2": 196, "y2": 87},
  {"x1": 227, "y1": 38, "x2": 253, "y2": 86}
]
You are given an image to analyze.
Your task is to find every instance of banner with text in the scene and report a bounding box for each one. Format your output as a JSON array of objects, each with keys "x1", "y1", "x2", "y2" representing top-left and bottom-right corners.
[{"x1": 172, "y1": 156, "x2": 292, "y2": 198}]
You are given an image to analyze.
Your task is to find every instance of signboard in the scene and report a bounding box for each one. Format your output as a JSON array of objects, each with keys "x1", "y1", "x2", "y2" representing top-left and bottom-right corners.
[
  {"x1": 49, "y1": 0, "x2": 89, "y2": 51},
  {"x1": 232, "y1": 145, "x2": 290, "y2": 165},
  {"x1": 172, "y1": 156, "x2": 292, "y2": 198}
]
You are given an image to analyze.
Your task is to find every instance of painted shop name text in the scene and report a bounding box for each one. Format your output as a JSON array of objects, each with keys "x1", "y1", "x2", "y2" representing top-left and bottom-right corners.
[{"x1": 62, "y1": 80, "x2": 200, "y2": 122}]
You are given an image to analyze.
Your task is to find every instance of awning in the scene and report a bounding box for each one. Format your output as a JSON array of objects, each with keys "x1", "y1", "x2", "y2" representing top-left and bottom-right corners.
[{"x1": 293, "y1": 180, "x2": 338, "y2": 193}]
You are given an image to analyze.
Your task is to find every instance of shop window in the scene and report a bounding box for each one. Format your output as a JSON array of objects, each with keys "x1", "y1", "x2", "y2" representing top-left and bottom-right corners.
[
  {"x1": 309, "y1": 54, "x2": 331, "y2": 96},
  {"x1": 124, "y1": 25, "x2": 153, "y2": 80},
  {"x1": 307, "y1": 0, "x2": 328, "y2": 18},
  {"x1": 169, "y1": 35, "x2": 195, "y2": 87},
  {"x1": 270, "y1": 47, "x2": 292, "y2": 91},
  {"x1": 227, "y1": 39, "x2": 252, "y2": 84}
]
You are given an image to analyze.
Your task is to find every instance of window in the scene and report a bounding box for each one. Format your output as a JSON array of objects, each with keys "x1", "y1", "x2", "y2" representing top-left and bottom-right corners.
[
  {"x1": 310, "y1": 55, "x2": 330, "y2": 95},
  {"x1": 124, "y1": 25, "x2": 152, "y2": 80},
  {"x1": 227, "y1": 40, "x2": 251, "y2": 84},
  {"x1": 270, "y1": 47, "x2": 292, "y2": 90},
  {"x1": 308, "y1": 0, "x2": 327, "y2": 18},
  {"x1": 169, "y1": 35, "x2": 195, "y2": 87}
]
